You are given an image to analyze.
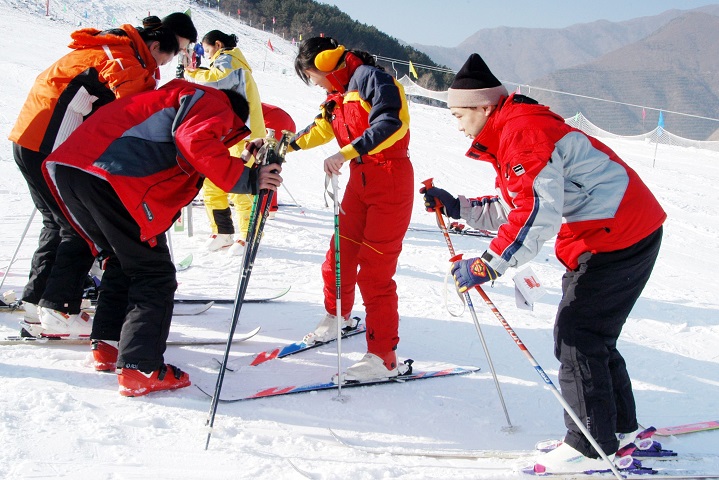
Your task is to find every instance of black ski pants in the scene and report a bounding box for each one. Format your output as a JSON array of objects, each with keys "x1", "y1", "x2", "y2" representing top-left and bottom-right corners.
[
  {"x1": 53, "y1": 166, "x2": 177, "y2": 373},
  {"x1": 555, "y1": 226, "x2": 662, "y2": 458},
  {"x1": 12, "y1": 143, "x2": 95, "y2": 313}
]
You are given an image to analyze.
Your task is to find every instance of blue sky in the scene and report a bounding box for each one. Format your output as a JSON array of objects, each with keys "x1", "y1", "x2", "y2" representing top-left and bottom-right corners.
[{"x1": 318, "y1": 1, "x2": 719, "y2": 47}]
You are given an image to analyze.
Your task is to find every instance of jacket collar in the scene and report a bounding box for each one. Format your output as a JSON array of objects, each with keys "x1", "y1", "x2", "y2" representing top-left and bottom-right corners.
[
  {"x1": 465, "y1": 95, "x2": 509, "y2": 161},
  {"x1": 326, "y1": 51, "x2": 364, "y2": 94}
]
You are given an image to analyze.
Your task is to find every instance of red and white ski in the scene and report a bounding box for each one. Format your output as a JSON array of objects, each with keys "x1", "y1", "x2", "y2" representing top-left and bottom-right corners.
[{"x1": 653, "y1": 421, "x2": 719, "y2": 436}]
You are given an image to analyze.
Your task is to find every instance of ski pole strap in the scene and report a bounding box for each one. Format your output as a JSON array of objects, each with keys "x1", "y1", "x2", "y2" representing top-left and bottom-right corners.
[{"x1": 324, "y1": 174, "x2": 345, "y2": 214}]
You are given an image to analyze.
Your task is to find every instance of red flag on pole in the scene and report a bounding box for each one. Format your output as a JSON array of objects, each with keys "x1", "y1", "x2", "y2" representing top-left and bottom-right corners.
[
  {"x1": 267, "y1": 39, "x2": 274, "y2": 52},
  {"x1": 272, "y1": 17, "x2": 276, "y2": 24}
]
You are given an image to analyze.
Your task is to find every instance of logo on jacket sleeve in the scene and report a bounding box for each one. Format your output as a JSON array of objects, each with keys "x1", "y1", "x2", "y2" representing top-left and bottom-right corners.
[
  {"x1": 512, "y1": 164, "x2": 525, "y2": 176},
  {"x1": 142, "y1": 202, "x2": 154, "y2": 221}
]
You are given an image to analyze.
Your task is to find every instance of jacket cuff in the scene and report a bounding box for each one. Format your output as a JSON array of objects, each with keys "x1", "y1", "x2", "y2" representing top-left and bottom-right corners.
[
  {"x1": 481, "y1": 249, "x2": 510, "y2": 276},
  {"x1": 227, "y1": 166, "x2": 258, "y2": 195},
  {"x1": 340, "y1": 145, "x2": 359, "y2": 161}
]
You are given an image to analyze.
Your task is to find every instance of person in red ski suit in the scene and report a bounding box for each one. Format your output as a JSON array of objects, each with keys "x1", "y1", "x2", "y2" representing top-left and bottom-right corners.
[
  {"x1": 289, "y1": 36, "x2": 414, "y2": 383},
  {"x1": 43, "y1": 80, "x2": 282, "y2": 396},
  {"x1": 422, "y1": 53, "x2": 666, "y2": 474}
]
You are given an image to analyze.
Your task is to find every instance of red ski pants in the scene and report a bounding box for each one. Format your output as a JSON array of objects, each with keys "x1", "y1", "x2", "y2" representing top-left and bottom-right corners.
[{"x1": 322, "y1": 157, "x2": 414, "y2": 356}]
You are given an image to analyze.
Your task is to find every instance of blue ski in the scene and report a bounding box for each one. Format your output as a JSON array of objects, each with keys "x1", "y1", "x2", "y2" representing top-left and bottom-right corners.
[
  {"x1": 249, "y1": 317, "x2": 365, "y2": 366},
  {"x1": 198, "y1": 361, "x2": 480, "y2": 403}
]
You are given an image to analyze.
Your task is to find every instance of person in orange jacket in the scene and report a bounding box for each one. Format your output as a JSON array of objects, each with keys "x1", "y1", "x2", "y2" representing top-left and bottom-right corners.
[
  {"x1": 289, "y1": 37, "x2": 414, "y2": 383},
  {"x1": 9, "y1": 13, "x2": 197, "y2": 338}
]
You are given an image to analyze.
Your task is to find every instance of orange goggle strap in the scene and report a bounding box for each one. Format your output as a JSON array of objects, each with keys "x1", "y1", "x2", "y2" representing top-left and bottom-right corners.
[{"x1": 314, "y1": 45, "x2": 346, "y2": 72}]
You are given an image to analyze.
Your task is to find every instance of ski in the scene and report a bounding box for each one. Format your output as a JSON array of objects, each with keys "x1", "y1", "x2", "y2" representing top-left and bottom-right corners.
[
  {"x1": 197, "y1": 361, "x2": 480, "y2": 403},
  {"x1": 329, "y1": 427, "x2": 719, "y2": 477},
  {"x1": 536, "y1": 427, "x2": 678, "y2": 458},
  {"x1": 0, "y1": 301, "x2": 21, "y2": 312},
  {"x1": 0, "y1": 326, "x2": 261, "y2": 346},
  {"x1": 330, "y1": 427, "x2": 714, "y2": 464},
  {"x1": 248, "y1": 317, "x2": 365, "y2": 366},
  {"x1": 2, "y1": 301, "x2": 213, "y2": 317},
  {"x1": 172, "y1": 301, "x2": 213, "y2": 316},
  {"x1": 520, "y1": 469, "x2": 719, "y2": 479},
  {"x1": 653, "y1": 421, "x2": 719, "y2": 436},
  {"x1": 329, "y1": 428, "x2": 529, "y2": 460},
  {"x1": 408, "y1": 222, "x2": 495, "y2": 238},
  {"x1": 174, "y1": 286, "x2": 291, "y2": 304},
  {"x1": 85, "y1": 301, "x2": 213, "y2": 316}
]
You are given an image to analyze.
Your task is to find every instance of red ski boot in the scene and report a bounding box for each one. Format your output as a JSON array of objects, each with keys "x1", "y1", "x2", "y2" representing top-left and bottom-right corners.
[
  {"x1": 118, "y1": 364, "x2": 191, "y2": 397},
  {"x1": 92, "y1": 340, "x2": 118, "y2": 372}
]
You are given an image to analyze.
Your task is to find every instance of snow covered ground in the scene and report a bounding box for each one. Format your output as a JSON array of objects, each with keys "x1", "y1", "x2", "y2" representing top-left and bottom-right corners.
[{"x1": 1, "y1": 1, "x2": 718, "y2": 478}]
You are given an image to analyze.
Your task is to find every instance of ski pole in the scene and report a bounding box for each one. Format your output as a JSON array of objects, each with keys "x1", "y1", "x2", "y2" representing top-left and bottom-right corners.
[
  {"x1": 186, "y1": 204, "x2": 194, "y2": 237},
  {"x1": 205, "y1": 131, "x2": 289, "y2": 450},
  {"x1": 472, "y1": 279, "x2": 624, "y2": 479},
  {"x1": 0, "y1": 208, "x2": 36, "y2": 295},
  {"x1": 166, "y1": 228, "x2": 175, "y2": 264},
  {"x1": 330, "y1": 173, "x2": 346, "y2": 401},
  {"x1": 422, "y1": 178, "x2": 623, "y2": 479},
  {"x1": 281, "y1": 181, "x2": 303, "y2": 209},
  {"x1": 422, "y1": 178, "x2": 513, "y2": 430}
]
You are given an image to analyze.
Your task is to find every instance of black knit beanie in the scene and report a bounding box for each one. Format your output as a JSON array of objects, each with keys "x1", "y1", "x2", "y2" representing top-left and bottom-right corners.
[
  {"x1": 162, "y1": 12, "x2": 198, "y2": 43},
  {"x1": 447, "y1": 53, "x2": 508, "y2": 108}
]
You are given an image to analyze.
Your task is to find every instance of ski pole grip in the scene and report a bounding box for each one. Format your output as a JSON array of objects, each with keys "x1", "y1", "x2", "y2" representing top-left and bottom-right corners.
[
  {"x1": 449, "y1": 253, "x2": 463, "y2": 263},
  {"x1": 421, "y1": 178, "x2": 443, "y2": 209}
]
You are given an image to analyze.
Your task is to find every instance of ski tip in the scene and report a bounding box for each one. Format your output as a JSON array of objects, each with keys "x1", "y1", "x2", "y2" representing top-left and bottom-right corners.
[{"x1": 175, "y1": 253, "x2": 193, "y2": 271}]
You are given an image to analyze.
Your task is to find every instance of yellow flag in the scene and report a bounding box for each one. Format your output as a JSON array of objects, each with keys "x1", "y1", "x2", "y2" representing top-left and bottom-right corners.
[{"x1": 409, "y1": 60, "x2": 418, "y2": 79}]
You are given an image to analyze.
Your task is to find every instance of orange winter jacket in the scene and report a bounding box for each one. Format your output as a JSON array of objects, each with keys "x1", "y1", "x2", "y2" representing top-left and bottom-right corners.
[{"x1": 9, "y1": 24, "x2": 159, "y2": 155}]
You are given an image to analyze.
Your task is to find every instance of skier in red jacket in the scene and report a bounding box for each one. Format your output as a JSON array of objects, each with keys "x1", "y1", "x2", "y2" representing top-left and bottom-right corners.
[
  {"x1": 289, "y1": 37, "x2": 414, "y2": 383},
  {"x1": 43, "y1": 80, "x2": 282, "y2": 396},
  {"x1": 422, "y1": 53, "x2": 665, "y2": 474}
]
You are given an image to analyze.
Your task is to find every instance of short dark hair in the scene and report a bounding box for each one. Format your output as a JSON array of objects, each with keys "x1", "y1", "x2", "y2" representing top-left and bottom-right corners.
[
  {"x1": 221, "y1": 89, "x2": 249, "y2": 122},
  {"x1": 161, "y1": 12, "x2": 198, "y2": 43}
]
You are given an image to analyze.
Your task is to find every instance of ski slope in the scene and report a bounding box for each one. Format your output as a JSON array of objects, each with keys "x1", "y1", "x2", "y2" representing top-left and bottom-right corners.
[{"x1": 1, "y1": 1, "x2": 718, "y2": 478}]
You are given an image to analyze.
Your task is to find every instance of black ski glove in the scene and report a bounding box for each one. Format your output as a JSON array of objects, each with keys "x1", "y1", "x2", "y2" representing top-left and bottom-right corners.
[{"x1": 421, "y1": 186, "x2": 461, "y2": 219}]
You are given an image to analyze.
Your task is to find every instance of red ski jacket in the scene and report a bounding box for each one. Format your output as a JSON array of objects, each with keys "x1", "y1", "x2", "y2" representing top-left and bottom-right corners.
[
  {"x1": 289, "y1": 52, "x2": 410, "y2": 164},
  {"x1": 461, "y1": 93, "x2": 666, "y2": 272},
  {"x1": 43, "y1": 80, "x2": 252, "y2": 251}
]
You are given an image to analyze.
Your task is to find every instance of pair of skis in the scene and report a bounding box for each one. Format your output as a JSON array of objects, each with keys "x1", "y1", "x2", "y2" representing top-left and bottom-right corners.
[
  {"x1": 327, "y1": 428, "x2": 719, "y2": 479},
  {"x1": 197, "y1": 362, "x2": 479, "y2": 403},
  {"x1": 196, "y1": 317, "x2": 479, "y2": 403},
  {"x1": 0, "y1": 287, "x2": 291, "y2": 345}
]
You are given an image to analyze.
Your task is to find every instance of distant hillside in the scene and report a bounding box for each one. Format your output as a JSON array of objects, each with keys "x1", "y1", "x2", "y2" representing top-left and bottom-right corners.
[
  {"x1": 415, "y1": 5, "x2": 719, "y2": 81},
  {"x1": 530, "y1": 12, "x2": 719, "y2": 140}
]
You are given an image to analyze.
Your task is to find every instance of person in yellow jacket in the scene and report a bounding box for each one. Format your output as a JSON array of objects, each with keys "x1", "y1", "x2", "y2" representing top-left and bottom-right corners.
[{"x1": 184, "y1": 30, "x2": 264, "y2": 256}]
